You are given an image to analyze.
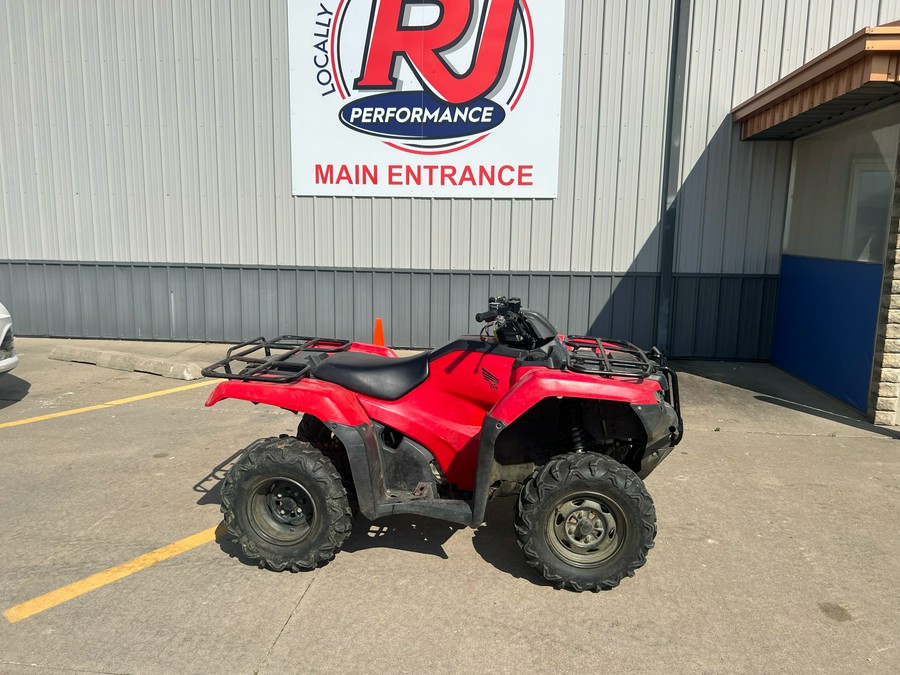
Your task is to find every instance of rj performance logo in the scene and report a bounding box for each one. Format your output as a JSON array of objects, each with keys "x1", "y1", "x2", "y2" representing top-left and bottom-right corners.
[{"x1": 320, "y1": 0, "x2": 534, "y2": 155}]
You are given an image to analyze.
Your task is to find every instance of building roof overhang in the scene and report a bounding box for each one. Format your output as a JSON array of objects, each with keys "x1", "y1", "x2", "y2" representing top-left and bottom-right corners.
[{"x1": 732, "y1": 24, "x2": 900, "y2": 141}]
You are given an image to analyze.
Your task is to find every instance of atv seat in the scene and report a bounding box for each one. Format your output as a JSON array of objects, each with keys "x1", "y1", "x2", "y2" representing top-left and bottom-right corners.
[{"x1": 312, "y1": 351, "x2": 430, "y2": 400}]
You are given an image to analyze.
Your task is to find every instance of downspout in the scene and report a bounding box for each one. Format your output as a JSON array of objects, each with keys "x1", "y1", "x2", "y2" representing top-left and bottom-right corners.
[{"x1": 655, "y1": 0, "x2": 691, "y2": 353}]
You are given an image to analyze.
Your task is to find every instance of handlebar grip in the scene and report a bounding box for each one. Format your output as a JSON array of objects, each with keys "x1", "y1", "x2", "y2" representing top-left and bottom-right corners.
[{"x1": 475, "y1": 310, "x2": 498, "y2": 323}]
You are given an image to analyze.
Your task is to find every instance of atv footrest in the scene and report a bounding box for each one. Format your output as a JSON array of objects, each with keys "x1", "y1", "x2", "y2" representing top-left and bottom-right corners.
[
  {"x1": 201, "y1": 335, "x2": 351, "y2": 384},
  {"x1": 376, "y1": 498, "x2": 473, "y2": 526}
]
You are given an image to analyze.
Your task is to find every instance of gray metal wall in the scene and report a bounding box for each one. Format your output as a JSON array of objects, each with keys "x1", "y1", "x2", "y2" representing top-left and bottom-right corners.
[
  {"x1": 0, "y1": 0, "x2": 673, "y2": 274},
  {"x1": 0, "y1": 0, "x2": 677, "y2": 349},
  {"x1": 0, "y1": 261, "x2": 660, "y2": 349},
  {"x1": 2, "y1": 1, "x2": 897, "y2": 355}
]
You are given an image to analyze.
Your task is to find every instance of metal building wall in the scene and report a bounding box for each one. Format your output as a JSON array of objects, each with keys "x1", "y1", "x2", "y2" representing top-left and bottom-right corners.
[
  {"x1": 0, "y1": 0, "x2": 675, "y2": 347},
  {"x1": 0, "y1": 262, "x2": 660, "y2": 349},
  {"x1": 5, "y1": 1, "x2": 894, "y2": 353},
  {"x1": 671, "y1": 0, "x2": 900, "y2": 357}
]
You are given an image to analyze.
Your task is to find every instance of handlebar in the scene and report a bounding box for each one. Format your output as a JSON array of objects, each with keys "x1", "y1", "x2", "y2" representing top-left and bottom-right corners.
[
  {"x1": 475, "y1": 310, "x2": 498, "y2": 323},
  {"x1": 474, "y1": 295, "x2": 557, "y2": 350}
]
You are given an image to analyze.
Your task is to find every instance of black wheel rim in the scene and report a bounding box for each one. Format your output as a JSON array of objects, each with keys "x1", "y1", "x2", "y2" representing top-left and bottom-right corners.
[
  {"x1": 545, "y1": 491, "x2": 626, "y2": 568},
  {"x1": 247, "y1": 477, "x2": 316, "y2": 546}
]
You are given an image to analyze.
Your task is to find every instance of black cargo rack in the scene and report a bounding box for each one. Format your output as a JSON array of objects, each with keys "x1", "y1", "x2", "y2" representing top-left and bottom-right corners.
[
  {"x1": 564, "y1": 336, "x2": 654, "y2": 378},
  {"x1": 201, "y1": 335, "x2": 351, "y2": 384}
]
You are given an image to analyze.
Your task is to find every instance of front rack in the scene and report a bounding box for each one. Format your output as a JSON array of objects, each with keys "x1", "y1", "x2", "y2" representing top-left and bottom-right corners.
[
  {"x1": 564, "y1": 336, "x2": 655, "y2": 378},
  {"x1": 201, "y1": 335, "x2": 351, "y2": 384}
]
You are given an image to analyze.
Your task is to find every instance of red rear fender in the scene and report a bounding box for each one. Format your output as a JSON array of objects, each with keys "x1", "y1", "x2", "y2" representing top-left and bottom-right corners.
[
  {"x1": 348, "y1": 342, "x2": 397, "y2": 357},
  {"x1": 205, "y1": 379, "x2": 370, "y2": 427},
  {"x1": 490, "y1": 368, "x2": 661, "y2": 424}
]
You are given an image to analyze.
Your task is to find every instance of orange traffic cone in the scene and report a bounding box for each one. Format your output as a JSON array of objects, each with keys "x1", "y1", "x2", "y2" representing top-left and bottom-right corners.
[{"x1": 373, "y1": 317, "x2": 385, "y2": 346}]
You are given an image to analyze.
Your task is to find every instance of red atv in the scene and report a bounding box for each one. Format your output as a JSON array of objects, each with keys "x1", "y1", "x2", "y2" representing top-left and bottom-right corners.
[{"x1": 203, "y1": 296, "x2": 682, "y2": 591}]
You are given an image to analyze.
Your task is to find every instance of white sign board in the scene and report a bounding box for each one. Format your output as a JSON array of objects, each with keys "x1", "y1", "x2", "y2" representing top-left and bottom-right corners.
[{"x1": 289, "y1": 0, "x2": 566, "y2": 198}]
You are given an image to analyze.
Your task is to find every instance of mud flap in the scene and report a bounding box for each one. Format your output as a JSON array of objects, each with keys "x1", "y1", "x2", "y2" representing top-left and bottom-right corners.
[
  {"x1": 331, "y1": 422, "x2": 383, "y2": 520},
  {"x1": 471, "y1": 415, "x2": 505, "y2": 528}
]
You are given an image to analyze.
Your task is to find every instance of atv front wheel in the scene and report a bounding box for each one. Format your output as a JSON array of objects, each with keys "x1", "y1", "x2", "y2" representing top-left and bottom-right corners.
[
  {"x1": 515, "y1": 452, "x2": 656, "y2": 591},
  {"x1": 221, "y1": 437, "x2": 353, "y2": 571}
]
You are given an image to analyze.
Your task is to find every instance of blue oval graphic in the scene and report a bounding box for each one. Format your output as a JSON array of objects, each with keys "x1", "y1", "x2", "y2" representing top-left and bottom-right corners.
[{"x1": 339, "y1": 91, "x2": 505, "y2": 141}]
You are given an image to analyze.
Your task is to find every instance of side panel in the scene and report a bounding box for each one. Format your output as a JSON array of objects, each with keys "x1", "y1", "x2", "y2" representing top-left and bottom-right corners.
[{"x1": 357, "y1": 349, "x2": 518, "y2": 490}]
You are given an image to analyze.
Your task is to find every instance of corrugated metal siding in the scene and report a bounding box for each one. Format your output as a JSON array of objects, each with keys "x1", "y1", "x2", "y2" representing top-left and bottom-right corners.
[
  {"x1": 670, "y1": 274, "x2": 779, "y2": 359},
  {"x1": 2, "y1": 258, "x2": 782, "y2": 356},
  {"x1": 0, "y1": 0, "x2": 674, "y2": 275},
  {"x1": 674, "y1": 0, "x2": 900, "y2": 276},
  {"x1": 0, "y1": 261, "x2": 660, "y2": 349}
]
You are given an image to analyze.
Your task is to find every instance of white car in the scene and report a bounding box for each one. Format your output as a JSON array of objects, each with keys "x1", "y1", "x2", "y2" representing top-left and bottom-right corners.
[{"x1": 0, "y1": 302, "x2": 18, "y2": 375}]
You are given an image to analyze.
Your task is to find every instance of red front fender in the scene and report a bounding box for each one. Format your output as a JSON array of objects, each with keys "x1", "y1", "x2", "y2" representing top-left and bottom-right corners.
[
  {"x1": 488, "y1": 367, "x2": 662, "y2": 424},
  {"x1": 205, "y1": 379, "x2": 370, "y2": 428}
]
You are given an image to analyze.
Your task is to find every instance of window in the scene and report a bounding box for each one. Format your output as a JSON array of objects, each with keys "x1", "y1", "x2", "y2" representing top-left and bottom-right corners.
[{"x1": 783, "y1": 105, "x2": 899, "y2": 263}]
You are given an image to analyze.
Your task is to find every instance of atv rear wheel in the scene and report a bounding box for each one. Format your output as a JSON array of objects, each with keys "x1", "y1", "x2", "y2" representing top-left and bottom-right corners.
[
  {"x1": 221, "y1": 436, "x2": 353, "y2": 571},
  {"x1": 515, "y1": 452, "x2": 656, "y2": 591}
]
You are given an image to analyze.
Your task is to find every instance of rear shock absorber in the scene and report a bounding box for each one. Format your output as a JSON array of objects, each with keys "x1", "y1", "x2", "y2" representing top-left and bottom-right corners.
[{"x1": 563, "y1": 399, "x2": 587, "y2": 452}]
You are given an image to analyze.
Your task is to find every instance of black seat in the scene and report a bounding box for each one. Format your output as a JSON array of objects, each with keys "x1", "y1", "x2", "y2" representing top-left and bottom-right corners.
[{"x1": 312, "y1": 351, "x2": 430, "y2": 400}]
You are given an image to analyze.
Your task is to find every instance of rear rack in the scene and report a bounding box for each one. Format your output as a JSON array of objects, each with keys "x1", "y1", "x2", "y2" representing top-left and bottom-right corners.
[
  {"x1": 201, "y1": 335, "x2": 351, "y2": 384},
  {"x1": 564, "y1": 336, "x2": 655, "y2": 378}
]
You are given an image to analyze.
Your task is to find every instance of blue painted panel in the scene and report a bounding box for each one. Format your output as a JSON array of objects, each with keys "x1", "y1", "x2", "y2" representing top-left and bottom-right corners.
[{"x1": 772, "y1": 254, "x2": 882, "y2": 412}]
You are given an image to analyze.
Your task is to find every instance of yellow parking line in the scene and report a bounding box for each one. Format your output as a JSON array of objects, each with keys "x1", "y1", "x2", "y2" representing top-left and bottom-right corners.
[
  {"x1": 0, "y1": 380, "x2": 216, "y2": 430},
  {"x1": 3, "y1": 525, "x2": 223, "y2": 623}
]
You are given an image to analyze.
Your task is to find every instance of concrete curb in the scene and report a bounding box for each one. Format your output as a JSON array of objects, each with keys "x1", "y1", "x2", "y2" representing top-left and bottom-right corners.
[{"x1": 49, "y1": 345, "x2": 204, "y2": 381}]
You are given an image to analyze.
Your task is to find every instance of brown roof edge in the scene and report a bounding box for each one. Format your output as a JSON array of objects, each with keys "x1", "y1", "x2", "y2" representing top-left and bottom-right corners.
[{"x1": 731, "y1": 25, "x2": 900, "y2": 122}]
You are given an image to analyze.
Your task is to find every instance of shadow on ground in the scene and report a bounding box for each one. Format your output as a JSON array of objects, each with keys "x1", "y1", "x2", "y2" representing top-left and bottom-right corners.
[
  {"x1": 212, "y1": 511, "x2": 463, "y2": 568},
  {"x1": 212, "y1": 523, "x2": 270, "y2": 569},
  {"x1": 754, "y1": 395, "x2": 900, "y2": 439},
  {"x1": 343, "y1": 515, "x2": 461, "y2": 559},
  {"x1": 193, "y1": 448, "x2": 244, "y2": 506},
  {"x1": 673, "y1": 360, "x2": 900, "y2": 439},
  {"x1": 471, "y1": 496, "x2": 550, "y2": 588},
  {"x1": 0, "y1": 373, "x2": 30, "y2": 411}
]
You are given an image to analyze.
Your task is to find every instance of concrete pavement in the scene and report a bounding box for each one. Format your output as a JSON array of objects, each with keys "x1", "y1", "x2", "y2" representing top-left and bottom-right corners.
[{"x1": 0, "y1": 339, "x2": 898, "y2": 673}]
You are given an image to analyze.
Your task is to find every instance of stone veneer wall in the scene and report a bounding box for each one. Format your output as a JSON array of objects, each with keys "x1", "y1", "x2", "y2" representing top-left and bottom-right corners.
[{"x1": 869, "y1": 134, "x2": 900, "y2": 425}]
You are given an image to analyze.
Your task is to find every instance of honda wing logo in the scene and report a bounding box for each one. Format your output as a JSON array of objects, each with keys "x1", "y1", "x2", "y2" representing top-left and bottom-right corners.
[
  {"x1": 328, "y1": 0, "x2": 533, "y2": 154},
  {"x1": 481, "y1": 367, "x2": 500, "y2": 390}
]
